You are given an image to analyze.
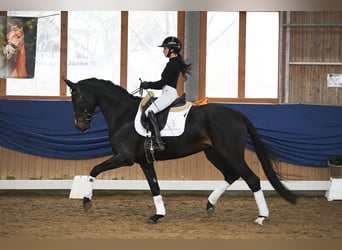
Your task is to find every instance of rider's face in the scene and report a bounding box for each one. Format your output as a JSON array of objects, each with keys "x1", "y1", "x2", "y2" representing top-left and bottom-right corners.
[{"x1": 163, "y1": 46, "x2": 169, "y2": 57}]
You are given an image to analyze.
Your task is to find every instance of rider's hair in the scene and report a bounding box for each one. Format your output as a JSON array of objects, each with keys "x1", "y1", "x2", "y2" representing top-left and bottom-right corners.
[{"x1": 176, "y1": 53, "x2": 191, "y2": 81}]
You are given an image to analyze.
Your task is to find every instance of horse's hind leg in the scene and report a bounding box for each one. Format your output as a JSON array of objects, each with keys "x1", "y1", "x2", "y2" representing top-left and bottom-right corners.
[
  {"x1": 205, "y1": 149, "x2": 269, "y2": 225},
  {"x1": 206, "y1": 180, "x2": 230, "y2": 217},
  {"x1": 204, "y1": 149, "x2": 240, "y2": 217},
  {"x1": 235, "y1": 160, "x2": 269, "y2": 225},
  {"x1": 253, "y1": 189, "x2": 269, "y2": 225}
]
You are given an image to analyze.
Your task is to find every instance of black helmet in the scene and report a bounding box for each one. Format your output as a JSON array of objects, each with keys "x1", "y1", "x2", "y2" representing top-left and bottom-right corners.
[{"x1": 158, "y1": 36, "x2": 182, "y2": 53}]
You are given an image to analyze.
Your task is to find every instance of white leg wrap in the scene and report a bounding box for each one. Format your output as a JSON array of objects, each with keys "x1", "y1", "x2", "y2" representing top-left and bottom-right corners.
[
  {"x1": 253, "y1": 190, "x2": 269, "y2": 217},
  {"x1": 84, "y1": 176, "x2": 95, "y2": 199},
  {"x1": 208, "y1": 181, "x2": 230, "y2": 205},
  {"x1": 153, "y1": 195, "x2": 166, "y2": 216}
]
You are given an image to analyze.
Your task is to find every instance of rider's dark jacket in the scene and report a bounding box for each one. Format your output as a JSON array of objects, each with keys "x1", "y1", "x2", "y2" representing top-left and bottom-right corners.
[{"x1": 145, "y1": 57, "x2": 181, "y2": 89}]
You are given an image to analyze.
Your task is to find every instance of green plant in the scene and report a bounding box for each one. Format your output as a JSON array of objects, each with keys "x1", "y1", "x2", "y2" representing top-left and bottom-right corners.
[{"x1": 329, "y1": 155, "x2": 342, "y2": 165}]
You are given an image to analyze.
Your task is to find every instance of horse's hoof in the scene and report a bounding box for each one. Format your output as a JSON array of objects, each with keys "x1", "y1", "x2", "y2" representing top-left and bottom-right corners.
[
  {"x1": 146, "y1": 218, "x2": 158, "y2": 224},
  {"x1": 83, "y1": 197, "x2": 92, "y2": 211},
  {"x1": 206, "y1": 207, "x2": 215, "y2": 217},
  {"x1": 206, "y1": 201, "x2": 215, "y2": 217},
  {"x1": 146, "y1": 214, "x2": 164, "y2": 224},
  {"x1": 254, "y1": 216, "x2": 267, "y2": 225}
]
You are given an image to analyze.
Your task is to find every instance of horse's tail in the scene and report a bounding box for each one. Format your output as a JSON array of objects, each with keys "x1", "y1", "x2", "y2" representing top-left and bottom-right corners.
[{"x1": 245, "y1": 117, "x2": 297, "y2": 204}]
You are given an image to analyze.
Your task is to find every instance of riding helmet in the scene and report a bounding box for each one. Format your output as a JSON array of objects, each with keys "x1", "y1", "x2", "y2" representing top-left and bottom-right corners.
[{"x1": 158, "y1": 36, "x2": 182, "y2": 53}]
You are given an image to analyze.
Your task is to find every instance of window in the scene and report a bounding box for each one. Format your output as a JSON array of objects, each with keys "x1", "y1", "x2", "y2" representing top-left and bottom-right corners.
[
  {"x1": 205, "y1": 11, "x2": 279, "y2": 100},
  {"x1": 67, "y1": 11, "x2": 121, "y2": 86},
  {"x1": 245, "y1": 12, "x2": 279, "y2": 98},
  {"x1": 206, "y1": 12, "x2": 239, "y2": 98},
  {"x1": 6, "y1": 11, "x2": 60, "y2": 96},
  {"x1": 127, "y1": 11, "x2": 177, "y2": 94}
]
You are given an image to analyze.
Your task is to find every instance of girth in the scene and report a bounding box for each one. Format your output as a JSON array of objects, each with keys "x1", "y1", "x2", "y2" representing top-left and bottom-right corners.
[{"x1": 140, "y1": 92, "x2": 187, "y2": 131}]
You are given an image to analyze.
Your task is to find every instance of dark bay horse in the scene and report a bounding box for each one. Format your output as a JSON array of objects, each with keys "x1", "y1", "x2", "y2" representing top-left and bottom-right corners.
[{"x1": 65, "y1": 78, "x2": 297, "y2": 225}]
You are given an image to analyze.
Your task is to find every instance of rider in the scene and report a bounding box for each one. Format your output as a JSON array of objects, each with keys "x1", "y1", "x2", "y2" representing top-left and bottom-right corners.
[{"x1": 140, "y1": 36, "x2": 191, "y2": 151}]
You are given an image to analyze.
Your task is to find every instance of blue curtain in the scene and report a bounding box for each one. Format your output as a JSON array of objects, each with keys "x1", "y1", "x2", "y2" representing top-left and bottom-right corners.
[
  {"x1": 1, "y1": 100, "x2": 341, "y2": 167},
  {"x1": 224, "y1": 103, "x2": 342, "y2": 167},
  {"x1": 0, "y1": 100, "x2": 112, "y2": 159}
]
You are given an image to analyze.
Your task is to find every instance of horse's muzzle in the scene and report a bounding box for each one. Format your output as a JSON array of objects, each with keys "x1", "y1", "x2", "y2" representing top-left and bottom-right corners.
[
  {"x1": 4, "y1": 44, "x2": 17, "y2": 59},
  {"x1": 75, "y1": 119, "x2": 90, "y2": 133}
]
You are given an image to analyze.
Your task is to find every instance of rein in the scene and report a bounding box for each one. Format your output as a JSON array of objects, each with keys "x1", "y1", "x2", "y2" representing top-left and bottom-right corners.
[{"x1": 98, "y1": 87, "x2": 142, "y2": 114}]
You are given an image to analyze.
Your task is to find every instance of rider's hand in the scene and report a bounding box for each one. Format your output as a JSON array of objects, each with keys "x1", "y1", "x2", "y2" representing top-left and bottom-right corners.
[{"x1": 140, "y1": 81, "x2": 150, "y2": 89}]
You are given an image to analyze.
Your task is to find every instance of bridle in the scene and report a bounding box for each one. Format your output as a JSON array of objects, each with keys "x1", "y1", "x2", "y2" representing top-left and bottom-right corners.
[
  {"x1": 71, "y1": 86, "x2": 142, "y2": 123},
  {"x1": 71, "y1": 87, "x2": 96, "y2": 124},
  {"x1": 6, "y1": 42, "x2": 19, "y2": 51},
  {"x1": 3, "y1": 28, "x2": 24, "y2": 59}
]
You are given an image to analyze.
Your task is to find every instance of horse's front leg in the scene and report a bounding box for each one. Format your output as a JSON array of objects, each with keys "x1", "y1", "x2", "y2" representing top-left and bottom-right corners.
[
  {"x1": 83, "y1": 153, "x2": 134, "y2": 211},
  {"x1": 140, "y1": 162, "x2": 165, "y2": 224}
]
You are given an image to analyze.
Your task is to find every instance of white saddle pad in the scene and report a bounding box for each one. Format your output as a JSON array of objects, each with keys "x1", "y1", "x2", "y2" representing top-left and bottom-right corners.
[{"x1": 134, "y1": 103, "x2": 192, "y2": 137}]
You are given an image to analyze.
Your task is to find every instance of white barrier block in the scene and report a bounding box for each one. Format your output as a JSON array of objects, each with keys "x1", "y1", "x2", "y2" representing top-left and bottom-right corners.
[
  {"x1": 69, "y1": 175, "x2": 88, "y2": 199},
  {"x1": 325, "y1": 178, "x2": 342, "y2": 201}
]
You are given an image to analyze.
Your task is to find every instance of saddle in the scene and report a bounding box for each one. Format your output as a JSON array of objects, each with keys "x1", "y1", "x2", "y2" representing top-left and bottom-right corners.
[{"x1": 140, "y1": 91, "x2": 187, "y2": 131}]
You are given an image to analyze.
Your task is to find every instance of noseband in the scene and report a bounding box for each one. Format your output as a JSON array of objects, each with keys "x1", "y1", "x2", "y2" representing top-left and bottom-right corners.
[{"x1": 6, "y1": 42, "x2": 19, "y2": 51}]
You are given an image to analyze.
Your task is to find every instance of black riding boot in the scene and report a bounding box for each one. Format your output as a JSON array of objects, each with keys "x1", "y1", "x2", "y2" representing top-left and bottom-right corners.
[{"x1": 148, "y1": 111, "x2": 165, "y2": 151}]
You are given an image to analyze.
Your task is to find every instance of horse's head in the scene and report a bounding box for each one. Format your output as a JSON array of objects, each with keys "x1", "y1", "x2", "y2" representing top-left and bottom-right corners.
[
  {"x1": 4, "y1": 23, "x2": 25, "y2": 60},
  {"x1": 65, "y1": 79, "x2": 97, "y2": 132}
]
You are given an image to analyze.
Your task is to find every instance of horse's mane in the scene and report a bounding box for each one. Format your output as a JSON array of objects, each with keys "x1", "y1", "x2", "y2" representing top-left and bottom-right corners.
[{"x1": 80, "y1": 78, "x2": 141, "y2": 101}]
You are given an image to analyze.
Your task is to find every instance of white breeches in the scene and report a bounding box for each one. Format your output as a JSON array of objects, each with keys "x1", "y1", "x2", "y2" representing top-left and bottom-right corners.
[{"x1": 145, "y1": 85, "x2": 178, "y2": 115}]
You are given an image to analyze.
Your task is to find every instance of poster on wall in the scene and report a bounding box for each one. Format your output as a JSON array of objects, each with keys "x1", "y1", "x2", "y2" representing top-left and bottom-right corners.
[
  {"x1": 0, "y1": 16, "x2": 37, "y2": 78},
  {"x1": 327, "y1": 73, "x2": 342, "y2": 88}
]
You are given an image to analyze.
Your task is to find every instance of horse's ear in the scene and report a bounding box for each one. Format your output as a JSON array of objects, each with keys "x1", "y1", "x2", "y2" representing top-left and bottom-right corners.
[{"x1": 65, "y1": 79, "x2": 76, "y2": 90}]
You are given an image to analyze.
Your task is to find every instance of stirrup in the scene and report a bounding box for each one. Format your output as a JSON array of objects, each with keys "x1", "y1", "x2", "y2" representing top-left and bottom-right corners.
[
  {"x1": 152, "y1": 136, "x2": 165, "y2": 151},
  {"x1": 153, "y1": 142, "x2": 165, "y2": 151}
]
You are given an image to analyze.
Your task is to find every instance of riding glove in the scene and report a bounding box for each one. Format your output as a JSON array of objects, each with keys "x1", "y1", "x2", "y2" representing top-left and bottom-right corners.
[{"x1": 140, "y1": 81, "x2": 151, "y2": 89}]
